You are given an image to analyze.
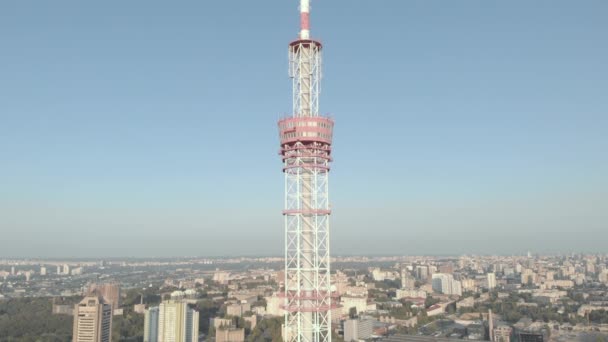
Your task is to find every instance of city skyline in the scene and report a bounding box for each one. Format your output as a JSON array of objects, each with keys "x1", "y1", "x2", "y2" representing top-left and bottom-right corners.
[{"x1": 1, "y1": 0, "x2": 607, "y2": 258}]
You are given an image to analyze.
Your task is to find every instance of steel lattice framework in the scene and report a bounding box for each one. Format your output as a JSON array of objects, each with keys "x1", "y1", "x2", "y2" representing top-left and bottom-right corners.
[{"x1": 278, "y1": 1, "x2": 335, "y2": 342}]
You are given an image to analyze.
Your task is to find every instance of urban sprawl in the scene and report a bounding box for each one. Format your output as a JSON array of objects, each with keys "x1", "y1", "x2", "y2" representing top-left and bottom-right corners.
[{"x1": 1, "y1": 254, "x2": 608, "y2": 341}]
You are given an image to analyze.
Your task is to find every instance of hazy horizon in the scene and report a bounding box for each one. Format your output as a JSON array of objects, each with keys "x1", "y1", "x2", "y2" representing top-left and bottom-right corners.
[
  {"x1": 2, "y1": 251, "x2": 607, "y2": 261},
  {"x1": 1, "y1": 1, "x2": 607, "y2": 258}
]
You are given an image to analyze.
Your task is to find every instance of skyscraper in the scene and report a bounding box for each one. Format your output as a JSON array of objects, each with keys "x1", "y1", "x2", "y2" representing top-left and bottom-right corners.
[
  {"x1": 144, "y1": 307, "x2": 159, "y2": 342},
  {"x1": 72, "y1": 295, "x2": 112, "y2": 342},
  {"x1": 155, "y1": 300, "x2": 199, "y2": 342},
  {"x1": 278, "y1": 1, "x2": 335, "y2": 342}
]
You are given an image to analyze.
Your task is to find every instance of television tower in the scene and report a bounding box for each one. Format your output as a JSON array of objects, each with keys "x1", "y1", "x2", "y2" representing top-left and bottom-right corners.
[{"x1": 278, "y1": 1, "x2": 335, "y2": 342}]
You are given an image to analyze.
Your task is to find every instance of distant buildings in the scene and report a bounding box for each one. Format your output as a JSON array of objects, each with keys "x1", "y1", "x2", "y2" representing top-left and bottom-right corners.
[
  {"x1": 432, "y1": 273, "x2": 462, "y2": 296},
  {"x1": 72, "y1": 295, "x2": 113, "y2": 342},
  {"x1": 213, "y1": 270, "x2": 231, "y2": 285},
  {"x1": 371, "y1": 268, "x2": 397, "y2": 281},
  {"x1": 395, "y1": 289, "x2": 426, "y2": 300},
  {"x1": 146, "y1": 300, "x2": 199, "y2": 342}
]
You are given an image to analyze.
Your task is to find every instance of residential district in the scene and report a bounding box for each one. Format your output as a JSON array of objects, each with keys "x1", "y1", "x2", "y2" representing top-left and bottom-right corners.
[{"x1": 1, "y1": 254, "x2": 608, "y2": 342}]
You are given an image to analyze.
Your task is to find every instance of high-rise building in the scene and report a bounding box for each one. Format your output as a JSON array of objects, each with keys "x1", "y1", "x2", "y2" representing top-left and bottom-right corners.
[
  {"x1": 156, "y1": 300, "x2": 199, "y2": 342},
  {"x1": 487, "y1": 272, "x2": 497, "y2": 290},
  {"x1": 586, "y1": 262, "x2": 596, "y2": 274},
  {"x1": 488, "y1": 309, "x2": 494, "y2": 341},
  {"x1": 278, "y1": 1, "x2": 335, "y2": 342},
  {"x1": 401, "y1": 269, "x2": 415, "y2": 290},
  {"x1": 72, "y1": 295, "x2": 112, "y2": 342},
  {"x1": 40, "y1": 266, "x2": 47, "y2": 276},
  {"x1": 88, "y1": 282, "x2": 121, "y2": 311},
  {"x1": 598, "y1": 270, "x2": 608, "y2": 284},
  {"x1": 343, "y1": 318, "x2": 373, "y2": 342},
  {"x1": 432, "y1": 273, "x2": 462, "y2": 296},
  {"x1": 144, "y1": 307, "x2": 159, "y2": 342},
  {"x1": 212, "y1": 270, "x2": 230, "y2": 285},
  {"x1": 415, "y1": 266, "x2": 429, "y2": 280},
  {"x1": 63, "y1": 264, "x2": 70, "y2": 275},
  {"x1": 521, "y1": 269, "x2": 537, "y2": 285}
]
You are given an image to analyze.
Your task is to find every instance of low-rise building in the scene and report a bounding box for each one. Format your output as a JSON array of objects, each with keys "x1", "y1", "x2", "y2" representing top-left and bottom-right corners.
[
  {"x1": 226, "y1": 303, "x2": 251, "y2": 317},
  {"x1": 493, "y1": 325, "x2": 512, "y2": 342},
  {"x1": 341, "y1": 296, "x2": 368, "y2": 315},
  {"x1": 216, "y1": 327, "x2": 244, "y2": 342},
  {"x1": 395, "y1": 289, "x2": 427, "y2": 300},
  {"x1": 456, "y1": 296, "x2": 475, "y2": 309}
]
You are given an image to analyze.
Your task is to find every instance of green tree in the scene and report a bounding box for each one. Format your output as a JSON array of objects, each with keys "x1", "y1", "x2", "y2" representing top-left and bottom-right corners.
[
  {"x1": 349, "y1": 307, "x2": 357, "y2": 319},
  {"x1": 247, "y1": 317, "x2": 283, "y2": 342},
  {"x1": 196, "y1": 299, "x2": 221, "y2": 333},
  {"x1": 0, "y1": 297, "x2": 74, "y2": 341}
]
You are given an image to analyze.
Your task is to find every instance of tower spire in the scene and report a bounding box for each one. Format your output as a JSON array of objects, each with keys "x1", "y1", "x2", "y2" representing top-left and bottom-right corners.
[{"x1": 300, "y1": 0, "x2": 311, "y2": 39}]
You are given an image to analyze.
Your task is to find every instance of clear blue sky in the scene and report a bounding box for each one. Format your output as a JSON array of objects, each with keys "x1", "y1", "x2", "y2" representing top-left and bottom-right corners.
[{"x1": 1, "y1": 1, "x2": 607, "y2": 258}]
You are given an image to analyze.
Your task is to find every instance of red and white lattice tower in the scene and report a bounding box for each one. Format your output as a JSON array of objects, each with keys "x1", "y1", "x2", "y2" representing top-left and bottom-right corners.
[{"x1": 278, "y1": 1, "x2": 336, "y2": 342}]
